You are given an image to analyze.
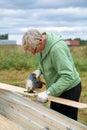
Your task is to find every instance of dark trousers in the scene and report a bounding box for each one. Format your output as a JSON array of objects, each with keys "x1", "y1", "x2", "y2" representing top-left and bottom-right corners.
[{"x1": 50, "y1": 82, "x2": 82, "y2": 120}]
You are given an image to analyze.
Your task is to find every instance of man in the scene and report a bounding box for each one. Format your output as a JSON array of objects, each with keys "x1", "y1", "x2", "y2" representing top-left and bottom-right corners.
[{"x1": 22, "y1": 29, "x2": 82, "y2": 120}]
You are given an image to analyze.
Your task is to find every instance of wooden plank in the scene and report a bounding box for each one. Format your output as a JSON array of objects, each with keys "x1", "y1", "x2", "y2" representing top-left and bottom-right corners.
[
  {"x1": 0, "y1": 82, "x2": 26, "y2": 94},
  {"x1": 48, "y1": 96, "x2": 87, "y2": 109},
  {"x1": 0, "y1": 89, "x2": 87, "y2": 130},
  {"x1": 24, "y1": 92, "x2": 87, "y2": 109},
  {"x1": 0, "y1": 83, "x2": 87, "y2": 109}
]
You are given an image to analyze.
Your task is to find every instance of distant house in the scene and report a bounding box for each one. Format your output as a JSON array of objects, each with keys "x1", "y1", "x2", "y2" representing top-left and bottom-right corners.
[
  {"x1": 0, "y1": 40, "x2": 16, "y2": 45},
  {"x1": 64, "y1": 40, "x2": 80, "y2": 46}
]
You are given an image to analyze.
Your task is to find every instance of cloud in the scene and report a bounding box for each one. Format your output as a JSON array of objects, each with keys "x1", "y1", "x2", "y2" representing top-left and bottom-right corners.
[
  {"x1": 0, "y1": 0, "x2": 87, "y2": 44},
  {"x1": 0, "y1": 0, "x2": 86, "y2": 9}
]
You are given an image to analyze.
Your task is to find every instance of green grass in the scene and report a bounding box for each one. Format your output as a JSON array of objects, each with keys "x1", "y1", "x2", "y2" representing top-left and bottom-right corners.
[{"x1": 0, "y1": 45, "x2": 39, "y2": 70}]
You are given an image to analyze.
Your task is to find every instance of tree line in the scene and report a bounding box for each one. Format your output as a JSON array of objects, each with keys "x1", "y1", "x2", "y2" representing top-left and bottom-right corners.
[
  {"x1": 0, "y1": 34, "x2": 87, "y2": 45},
  {"x1": 0, "y1": 34, "x2": 8, "y2": 40}
]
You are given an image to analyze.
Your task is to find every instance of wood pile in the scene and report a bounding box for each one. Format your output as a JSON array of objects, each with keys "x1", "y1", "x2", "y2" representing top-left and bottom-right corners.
[{"x1": 0, "y1": 84, "x2": 87, "y2": 130}]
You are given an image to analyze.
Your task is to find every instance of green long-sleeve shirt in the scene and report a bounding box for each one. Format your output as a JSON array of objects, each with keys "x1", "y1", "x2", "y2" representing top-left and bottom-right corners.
[{"x1": 39, "y1": 32, "x2": 81, "y2": 96}]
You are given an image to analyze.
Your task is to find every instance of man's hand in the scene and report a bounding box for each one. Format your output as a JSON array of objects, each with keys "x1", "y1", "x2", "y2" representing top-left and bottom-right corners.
[
  {"x1": 33, "y1": 69, "x2": 41, "y2": 78},
  {"x1": 37, "y1": 91, "x2": 50, "y2": 103},
  {"x1": 26, "y1": 79, "x2": 34, "y2": 92}
]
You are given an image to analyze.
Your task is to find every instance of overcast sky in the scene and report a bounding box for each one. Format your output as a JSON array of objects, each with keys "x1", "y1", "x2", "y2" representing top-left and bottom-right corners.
[{"x1": 0, "y1": 0, "x2": 87, "y2": 44}]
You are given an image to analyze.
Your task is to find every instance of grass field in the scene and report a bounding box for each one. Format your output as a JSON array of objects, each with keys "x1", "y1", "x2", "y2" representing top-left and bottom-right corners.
[{"x1": 0, "y1": 45, "x2": 87, "y2": 125}]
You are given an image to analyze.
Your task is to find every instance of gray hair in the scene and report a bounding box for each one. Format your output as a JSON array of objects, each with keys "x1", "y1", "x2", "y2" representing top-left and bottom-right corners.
[{"x1": 22, "y1": 29, "x2": 42, "y2": 51}]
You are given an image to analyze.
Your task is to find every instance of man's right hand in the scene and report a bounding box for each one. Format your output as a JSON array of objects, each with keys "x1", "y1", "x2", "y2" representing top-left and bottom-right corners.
[{"x1": 33, "y1": 69, "x2": 41, "y2": 78}]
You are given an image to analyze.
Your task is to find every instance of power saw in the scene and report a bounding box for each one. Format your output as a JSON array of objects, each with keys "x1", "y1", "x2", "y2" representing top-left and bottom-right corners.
[{"x1": 24, "y1": 73, "x2": 46, "y2": 93}]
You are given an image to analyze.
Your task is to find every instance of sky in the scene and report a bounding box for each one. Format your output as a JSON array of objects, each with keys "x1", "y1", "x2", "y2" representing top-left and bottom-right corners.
[{"x1": 0, "y1": 0, "x2": 87, "y2": 44}]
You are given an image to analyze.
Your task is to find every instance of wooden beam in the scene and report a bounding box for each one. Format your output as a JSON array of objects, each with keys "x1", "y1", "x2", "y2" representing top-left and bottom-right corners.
[
  {"x1": 0, "y1": 82, "x2": 26, "y2": 94},
  {"x1": 48, "y1": 96, "x2": 87, "y2": 109},
  {"x1": 22, "y1": 92, "x2": 87, "y2": 109},
  {"x1": 0, "y1": 82, "x2": 87, "y2": 109}
]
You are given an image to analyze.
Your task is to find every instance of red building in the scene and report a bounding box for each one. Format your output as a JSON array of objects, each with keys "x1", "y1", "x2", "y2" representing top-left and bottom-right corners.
[{"x1": 64, "y1": 40, "x2": 80, "y2": 46}]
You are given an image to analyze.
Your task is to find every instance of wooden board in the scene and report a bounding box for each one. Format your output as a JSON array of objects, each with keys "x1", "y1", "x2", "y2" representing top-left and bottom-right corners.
[
  {"x1": 25, "y1": 93, "x2": 87, "y2": 109},
  {"x1": 48, "y1": 96, "x2": 87, "y2": 109},
  {"x1": 0, "y1": 89, "x2": 87, "y2": 130},
  {"x1": 0, "y1": 82, "x2": 87, "y2": 109}
]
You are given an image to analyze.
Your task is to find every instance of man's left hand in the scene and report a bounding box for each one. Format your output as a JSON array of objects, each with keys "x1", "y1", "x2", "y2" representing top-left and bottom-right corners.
[{"x1": 37, "y1": 91, "x2": 50, "y2": 103}]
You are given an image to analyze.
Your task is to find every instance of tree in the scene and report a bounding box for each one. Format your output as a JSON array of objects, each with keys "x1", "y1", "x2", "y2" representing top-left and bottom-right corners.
[{"x1": 0, "y1": 34, "x2": 8, "y2": 40}]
